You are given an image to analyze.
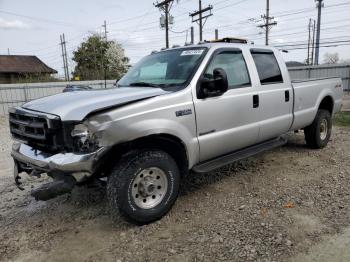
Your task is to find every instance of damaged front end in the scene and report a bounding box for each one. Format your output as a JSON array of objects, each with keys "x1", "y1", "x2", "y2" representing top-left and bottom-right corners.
[
  {"x1": 9, "y1": 107, "x2": 109, "y2": 200},
  {"x1": 12, "y1": 143, "x2": 108, "y2": 200}
]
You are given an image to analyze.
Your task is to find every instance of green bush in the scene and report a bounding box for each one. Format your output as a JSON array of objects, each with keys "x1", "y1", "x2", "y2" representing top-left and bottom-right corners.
[{"x1": 334, "y1": 112, "x2": 350, "y2": 127}]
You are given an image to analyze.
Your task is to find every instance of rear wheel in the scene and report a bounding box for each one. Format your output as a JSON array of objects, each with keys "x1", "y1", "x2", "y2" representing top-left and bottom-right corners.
[
  {"x1": 304, "y1": 109, "x2": 332, "y2": 149},
  {"x1": 107, "y1": 150, "x2": 180, "y2": 225}
]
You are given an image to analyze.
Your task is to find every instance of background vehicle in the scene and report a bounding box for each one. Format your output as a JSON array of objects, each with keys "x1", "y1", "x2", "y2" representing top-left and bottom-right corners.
[
  {"x1": 62, "y1": 84, "x2": 92, "y2": 92},
  {"x1": 10, "y1": 40, "x2": 343, "y2": 225}
]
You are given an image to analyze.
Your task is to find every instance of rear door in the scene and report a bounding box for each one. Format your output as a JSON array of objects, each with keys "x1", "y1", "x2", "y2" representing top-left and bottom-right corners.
[
  {"x1": 193, "y1": 48, "x2": 260, "y2": 162},
  {"x1": 250, "y1": 49, "x2": 293, "y2": 142}
]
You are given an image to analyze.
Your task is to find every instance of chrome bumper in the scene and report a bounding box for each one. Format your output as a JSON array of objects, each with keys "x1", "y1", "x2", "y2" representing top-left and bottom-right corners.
[{"x1": 11, "y1": 143, "x2": 109, "y2": 182}]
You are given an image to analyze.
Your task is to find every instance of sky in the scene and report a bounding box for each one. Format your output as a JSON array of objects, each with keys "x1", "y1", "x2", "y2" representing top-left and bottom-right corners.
[{"x1": 0, "y1": 0, "x2": 350, "y2": 78}]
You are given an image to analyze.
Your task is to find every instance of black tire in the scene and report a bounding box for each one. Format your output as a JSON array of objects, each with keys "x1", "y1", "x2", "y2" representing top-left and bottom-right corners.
[
  {"x1": 304, "y1": 109, "x2": 332, "y2": 149},
  {"x1": 107, "y1": 150, "x2": 180, "y2": 225}
]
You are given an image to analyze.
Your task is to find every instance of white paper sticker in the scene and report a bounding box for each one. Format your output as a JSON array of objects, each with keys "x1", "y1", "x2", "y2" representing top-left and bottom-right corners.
[{"x1": 180, "y1": 50, "x2": 204, "y2": 56}]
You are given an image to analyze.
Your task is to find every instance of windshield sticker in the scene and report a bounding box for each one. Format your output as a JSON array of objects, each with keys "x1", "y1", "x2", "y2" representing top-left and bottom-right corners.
[{"x1": 180, "y1": 50, "x2": 204, "y2": 56}]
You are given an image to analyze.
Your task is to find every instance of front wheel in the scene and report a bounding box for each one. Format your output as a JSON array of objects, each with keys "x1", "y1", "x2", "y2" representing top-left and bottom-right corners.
[
  {"x1": 304, "y1": 109, "x2": 332, "y2": 149},
  {"x1": 107, "y1": 150, "x2": 180, "y2": 225}
]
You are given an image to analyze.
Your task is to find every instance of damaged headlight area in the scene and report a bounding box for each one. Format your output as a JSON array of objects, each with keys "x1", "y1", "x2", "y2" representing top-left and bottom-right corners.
[{"x1": 71, "y1": 123, "x2": 100, "y2": 153}]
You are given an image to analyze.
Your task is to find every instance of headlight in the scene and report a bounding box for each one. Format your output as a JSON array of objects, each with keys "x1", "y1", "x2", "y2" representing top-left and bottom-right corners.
[
  {"x1": 71, "y1": 124, "x2": 89, "y2": 139},
  {"x1": 71, "y1": 123, "x2": 99, "y2": 152}
]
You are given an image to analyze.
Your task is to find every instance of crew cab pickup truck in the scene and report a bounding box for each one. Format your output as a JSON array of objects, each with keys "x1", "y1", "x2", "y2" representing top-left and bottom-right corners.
[{"x1": 9, "y1": 40, "x2": 343, "y2": 224}]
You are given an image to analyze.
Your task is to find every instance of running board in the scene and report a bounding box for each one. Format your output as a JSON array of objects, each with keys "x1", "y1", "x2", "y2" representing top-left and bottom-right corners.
[{"x1": 192, "y1": 136, "x2": 288, "y2": 173}]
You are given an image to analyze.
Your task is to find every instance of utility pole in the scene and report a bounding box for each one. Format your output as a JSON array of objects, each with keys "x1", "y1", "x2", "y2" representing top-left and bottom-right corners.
[
  {"x1": 62, "y1": 34, "x2": 69, "y2": 80},
  {"x1": 258, "y1": 0, "x2": 277, "y2": 46},
  {"x1": 102, "y1": 20, "x2": 108, "y2": 88},
  {"x1": 311, "y1": 20, "x2": 316, "y2": 65},
  {"x1": 307, "y1": 19, "x2": 316, "y2": 65},
  {"x1": 102, "y1": 20, "x2": 108, "y2": 41},
  {"x1": 199, "y1": 0, "x2": 203, "y2": 41},
  {"x1": 190, "y1": 26, "x2": 194, "y2": 44},
  {"x1": 215, "y1": 29, "x2": 219, "y2": 40},
  {"x1": 155, "y1": 0, "x2": 174, "y2": 48},
  {"x1": 190, "y1": 0, "x2": 213, "y2": 42},
  {"x1": 315, "y1": 0, "x2": 324, "y2": 65},
  {"x1": 60, "y1": 34, "x2": 68, "y2": 81},
  {"x1": 307, "y1": 19, "x2": 312, "y2": 65},
  {"x1": 7, "y1": 48, "x2": 10, "y2": 55}
]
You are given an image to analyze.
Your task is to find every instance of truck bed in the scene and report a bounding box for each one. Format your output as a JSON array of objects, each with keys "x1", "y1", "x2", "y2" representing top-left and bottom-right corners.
[{"x1": 291, "y1": 77, "x2": 343, "y2": 131}]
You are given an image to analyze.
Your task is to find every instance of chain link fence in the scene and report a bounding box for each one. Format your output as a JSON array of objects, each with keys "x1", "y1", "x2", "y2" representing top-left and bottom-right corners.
[{"x1": 0, "y1": 80, "x2": 116, "y2": 117}]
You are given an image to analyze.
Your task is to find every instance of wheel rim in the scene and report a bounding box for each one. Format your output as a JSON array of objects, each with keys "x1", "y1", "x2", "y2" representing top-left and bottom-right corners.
[
  {"x1": 131, "y1": 167, "x2": 168, "y2": 209},
  {"x1": 320, "y1": 119, "x2": 328, "y2": 140}
]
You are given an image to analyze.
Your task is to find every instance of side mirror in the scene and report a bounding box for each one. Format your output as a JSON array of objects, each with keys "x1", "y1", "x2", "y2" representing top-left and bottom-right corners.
[{"x1": 198, "y1": 68, "x2": 229, "y2": 98}]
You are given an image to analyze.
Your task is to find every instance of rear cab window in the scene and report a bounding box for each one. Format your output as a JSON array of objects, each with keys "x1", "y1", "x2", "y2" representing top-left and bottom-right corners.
[{"x1": 250, "y1": 49, "x2": 283, "y2": 85}]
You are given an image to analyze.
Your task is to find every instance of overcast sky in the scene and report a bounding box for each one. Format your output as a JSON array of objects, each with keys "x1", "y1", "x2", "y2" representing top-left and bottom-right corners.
[{"x1": 0, "y1": 0, "x2": 349, "y2": 77}]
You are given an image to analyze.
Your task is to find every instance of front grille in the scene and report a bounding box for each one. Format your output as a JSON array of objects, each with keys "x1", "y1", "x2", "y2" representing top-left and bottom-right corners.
[{"x1": 9, "y1": 109, "x2": 63, "y2": 152}]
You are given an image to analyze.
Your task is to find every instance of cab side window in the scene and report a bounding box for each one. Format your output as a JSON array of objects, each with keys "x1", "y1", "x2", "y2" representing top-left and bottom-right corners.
[
  {"x1": 204, "y1": 51, "x2": 251, "y2": 89},
  {"x1": 250, "y1": 50, "x2": 283, "y2": 84}
]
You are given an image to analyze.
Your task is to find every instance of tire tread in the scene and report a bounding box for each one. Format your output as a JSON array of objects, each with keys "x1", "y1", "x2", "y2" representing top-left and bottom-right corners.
[
  {"x1": 107, "y1": 150, "x2": 180, "y2": 225},
  {"x1": 304, "y1": 109, "x2": 332, "y2": 149}
]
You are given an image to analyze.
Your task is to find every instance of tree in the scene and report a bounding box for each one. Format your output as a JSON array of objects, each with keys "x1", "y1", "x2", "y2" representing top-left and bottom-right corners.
[
  {"x1": 323, "y1": 52, "x2": 339, "y2": 64},
  {"x1": 340, "y1": 58, "x2": 350, "y2": 64},
  {"x1": 105, "y1": 42, "x2": 130, "y2": 80},
  {"x1": 72, "y1": 34, "x2": 129, "y2": 80}
]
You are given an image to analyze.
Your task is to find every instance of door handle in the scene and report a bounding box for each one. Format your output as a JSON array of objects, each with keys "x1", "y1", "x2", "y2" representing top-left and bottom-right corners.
[
  {"x1": 285, "y1": 90, "x2": 290, "y2": 102},
  {"x1": 253, "y1": 94, "x2": 259, "y2": 108}
]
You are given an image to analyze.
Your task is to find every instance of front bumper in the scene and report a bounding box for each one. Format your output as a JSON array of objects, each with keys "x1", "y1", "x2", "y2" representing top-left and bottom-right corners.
[{"x1": 11, "y1": 142, "x2": 109, "y2": 185}]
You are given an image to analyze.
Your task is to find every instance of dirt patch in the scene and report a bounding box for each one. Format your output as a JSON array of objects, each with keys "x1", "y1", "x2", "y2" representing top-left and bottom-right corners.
[
  {"x1": 291, "y1": 228, "x2": 350, "y2": 262},
  {"x1": 1, "y1": 118, "x2": 350, "y2": 262}
]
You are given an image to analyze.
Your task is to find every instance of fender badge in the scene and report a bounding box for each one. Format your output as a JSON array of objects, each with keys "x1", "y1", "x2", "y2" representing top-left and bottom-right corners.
[{"x1": 175, "y1": 109, "x2": 192, "y2": 117}]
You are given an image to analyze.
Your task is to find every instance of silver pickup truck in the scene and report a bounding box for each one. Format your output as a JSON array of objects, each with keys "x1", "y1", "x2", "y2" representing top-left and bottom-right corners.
[{"x1": 9, "y1": 40, "x2": 343, "y2": 224}]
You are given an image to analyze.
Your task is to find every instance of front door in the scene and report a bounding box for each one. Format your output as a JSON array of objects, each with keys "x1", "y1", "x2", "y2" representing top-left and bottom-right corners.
[{"x1": 193, "y1": 48, "x2": 260, "y2": 162}]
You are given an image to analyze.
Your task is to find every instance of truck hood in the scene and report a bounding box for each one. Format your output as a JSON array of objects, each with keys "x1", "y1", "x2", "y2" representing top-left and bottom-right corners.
[{"x1": 22, "y1": 87, "x2": 169, "y2": 121}]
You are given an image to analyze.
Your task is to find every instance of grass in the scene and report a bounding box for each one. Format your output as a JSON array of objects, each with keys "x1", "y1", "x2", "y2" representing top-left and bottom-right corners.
[{"x1": 334, "y1": 112, "x2": 350, "y2": 127}]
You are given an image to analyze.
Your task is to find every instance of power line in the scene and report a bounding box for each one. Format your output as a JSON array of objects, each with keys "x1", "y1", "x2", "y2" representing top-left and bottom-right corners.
[
  {"x1": 107, "y1": 0, "x2": 247, "y2": 29},
  {"x1": 214, "y1": 0, "x2": 249, "y2": 12},
  {"x1": 9, "y1": 0, "x2": 350, "y2": 54},
  {"x1": 228, "y1": 17, "x2": 350, "y2": 42},
  {"x1": 270, "y1": 6, "x2": 350, "y2": 25},
  {"x1": 114, "y1": 20, "x2": 350, "y2": 53},
  {"x1": 272, "y1": 1, "x2": 350, "y2": 18},
  {"x1": 255, "y1": 23, "x2": 350, "y2": 41},
  {"x1": 202, "y1": 5, "x2": 349, "y2": 37},
  {"x1": 275, "y1": 39, "x2": 350, "y2": 48},
  {"x1": 169, "y1": 28, "x2": 189, "y2": 33},
  {"x1": 0, "y1": 9, "x2": 88, "y2": 28},
  {"x1": 284, "y1": 41, "x2": 350, "y2": 51},
  {"x1": 5, "y1": 0, "x2": 255, "y2": 56},
  {"x1": 7, "y1": 0, "x2": 350, "y2": 73},
  {"x1": 274, "y1": 34, "x2": 350, "y2": 47},
  {"x1": 121, "y1": 18, "x2": 350, "y2": 51}
]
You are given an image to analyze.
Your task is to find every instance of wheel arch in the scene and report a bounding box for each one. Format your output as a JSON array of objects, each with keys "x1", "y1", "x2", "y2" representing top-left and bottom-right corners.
[
  {"x1": 101, "y1": 133, "x2": 190, "y2": 178},
  {"x1": 318, "y1": 95, "x2": 334, "y2": 115}
]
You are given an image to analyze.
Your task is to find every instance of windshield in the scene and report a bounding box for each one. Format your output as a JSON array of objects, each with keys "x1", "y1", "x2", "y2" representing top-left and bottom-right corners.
[{"x1": 118, "y1": 47, "x2": 207, "y2": 88}]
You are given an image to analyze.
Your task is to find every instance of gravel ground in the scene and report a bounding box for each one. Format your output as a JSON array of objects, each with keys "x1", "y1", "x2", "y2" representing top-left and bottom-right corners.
[
  {"x1": 1, "y1": 117, "x2": 350, "y2": 262},
  {"x1": 342, "y1": 93, "x2": 350, "y2": 111}
]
